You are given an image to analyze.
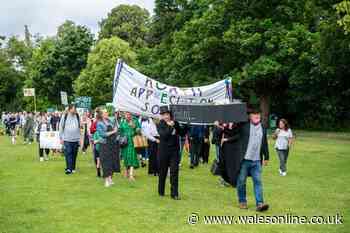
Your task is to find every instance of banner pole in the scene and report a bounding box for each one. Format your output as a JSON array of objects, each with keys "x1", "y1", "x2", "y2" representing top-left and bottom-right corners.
[{"x1": 34, "y1": 94, "x2": 37, "y2": 113}]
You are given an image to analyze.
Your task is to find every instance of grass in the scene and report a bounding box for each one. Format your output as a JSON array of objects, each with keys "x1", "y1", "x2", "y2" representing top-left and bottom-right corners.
[{"x1": 0, "y1": 131, "x2": 349, "y2": 233}]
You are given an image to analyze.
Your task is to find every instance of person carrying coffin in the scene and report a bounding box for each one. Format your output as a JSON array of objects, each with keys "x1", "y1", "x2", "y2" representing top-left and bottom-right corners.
[{"x1": 157, "y1": 106, "x2": 188, "y2": 200}]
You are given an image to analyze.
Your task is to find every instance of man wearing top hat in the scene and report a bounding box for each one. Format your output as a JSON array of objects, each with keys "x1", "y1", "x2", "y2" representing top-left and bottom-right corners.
[{"x1": 157, "y1": 105, "x2": 188, "y2": 200}]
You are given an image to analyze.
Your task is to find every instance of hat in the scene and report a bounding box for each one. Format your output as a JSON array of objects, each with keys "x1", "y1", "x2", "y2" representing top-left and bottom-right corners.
[{"x1": 159, "y1": 105, "x2": 171, "y2": 115}]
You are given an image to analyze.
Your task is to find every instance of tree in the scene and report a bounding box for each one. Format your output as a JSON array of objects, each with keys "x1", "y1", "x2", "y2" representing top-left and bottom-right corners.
[
  {"x1": 0, "y1": 49, "x2": 24, "y2": 111},
  {"x1": 27, "y1": 21, "x2": 94, "y2": 106},
  {"x1": 336, "y1": 0, "x2": 350, "y2": 34},
  {"x1": 74, "y1": 37, "x2": 136, "y2": 107},
  {"x1": 99, "y1": 5, "x2": 150, "y2": 48}
]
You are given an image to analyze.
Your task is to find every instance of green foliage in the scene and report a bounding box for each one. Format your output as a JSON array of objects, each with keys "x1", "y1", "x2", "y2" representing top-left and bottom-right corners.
[
  {"x1": 99, "y1": 5, "x2": 150, "y2": 48},
  {"x1": 74, "y1": 37, "x2": 137, "y2": 107},
  {"x1": 27, "y1": 21, "x2": 94, "y2": 106},
  {"x1": 336, "y1": 0, "x2": 350, "y2": 34}
]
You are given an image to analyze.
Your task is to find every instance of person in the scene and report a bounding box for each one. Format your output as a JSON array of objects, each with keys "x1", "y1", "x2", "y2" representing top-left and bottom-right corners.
[
  {"x1": 119, "y1": 112, "x2": 140, "y2": 181},
  {"x1": 50, "y1": 112, "x2": 60, "y2": 131},
  {"x1": 90, "y1": 110, "x2": 100, "y2": 177},
  {"x1": 236, "y1": 109, "x2": 269, "y2": 212},
  {"x1": 273, "y1": 119, "x2": 293, "y2": 176},
  {"x1": 138, "y1": 116, "x2": 149, "y2": 167},
  {"x1": 23, "y1": 112, "x2": 35, "y2": 144},
  {"x1": 96, "y1": 109, "x2": 120, "y2": 187},
  {"x1": 212, "y1": 121, "x2": 224, "y2": 162},
  {"x1": 188, "y1": 125, "x2": 205, "y2": 168},
  {"x1": 219, "y1": 122, "x2": 241, "y2": 187},
  {"x1": 80, "y1": 113, "x2": 91, "y2": 154},
  {"x1": 141, "y1": 117, "x2": 160, "y2": 176},
  {"x1": 59, "y1": 105, "x2": 81, "y2": 175},
  {"x1": 9, "y1": 113, "x2": 17, "y2": 144},
  {"x1": 157, "y1": 106, "x2": 188, "y2": 200},
  {"x1": 36, "y1": 114, "x2": 50, "y2": 162},
  {"x1": 200, "y1": 126, "x2": 210, "y2": 164}
]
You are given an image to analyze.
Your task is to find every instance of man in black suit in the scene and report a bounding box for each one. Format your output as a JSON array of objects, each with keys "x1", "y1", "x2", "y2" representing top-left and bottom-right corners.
[
  {"x1": 235, "y1": 109, "x2": 269, "y2": 212},
  {"x1": 157, "y1": 106, "x2": 188, "y2": 200}
]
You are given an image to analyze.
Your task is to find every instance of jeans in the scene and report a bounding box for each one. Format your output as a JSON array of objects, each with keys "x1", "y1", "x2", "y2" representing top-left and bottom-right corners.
[
  {"x1": 237, "y1": 160, "x2": 264, "y2": 206},
  {"x1": 64, "y1": 141, "x2": 79, "y2": 172},
  {"x1": 276, "y1": 149, "x2": 289, "y2": 172}
]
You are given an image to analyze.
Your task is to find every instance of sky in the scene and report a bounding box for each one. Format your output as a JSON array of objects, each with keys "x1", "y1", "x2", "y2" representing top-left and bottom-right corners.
[{"x1": 1, "y1": 0, "x2": 155, "y2": 38}]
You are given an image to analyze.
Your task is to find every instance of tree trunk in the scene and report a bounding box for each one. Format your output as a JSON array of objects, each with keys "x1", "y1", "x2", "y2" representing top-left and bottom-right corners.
[{"x1": 259, "y1": 95, "x2": 270, "y2": 128}]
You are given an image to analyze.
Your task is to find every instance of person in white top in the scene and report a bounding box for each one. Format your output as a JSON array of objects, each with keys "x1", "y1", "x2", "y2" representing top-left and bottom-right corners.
[
  {"x1": 273, "y1": 119, "x2": 293, "y2": 176},
  {"x1": 141, "y1": 117, "x2": 160, "y2": 175}
]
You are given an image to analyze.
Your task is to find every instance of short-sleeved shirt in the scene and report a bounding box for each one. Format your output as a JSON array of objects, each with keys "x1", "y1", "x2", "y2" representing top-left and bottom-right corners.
[{"x1": 275, "y1": 128, "x2": 293, "y2": 150}]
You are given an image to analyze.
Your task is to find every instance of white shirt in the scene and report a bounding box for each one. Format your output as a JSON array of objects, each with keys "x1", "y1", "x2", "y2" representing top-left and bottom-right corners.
[
  {"x1": 141, "y1": 119, "x2": 159, "y2": 142},
  {"x1": 275, "y1": 128, "x2": 293, "y2": 150}
]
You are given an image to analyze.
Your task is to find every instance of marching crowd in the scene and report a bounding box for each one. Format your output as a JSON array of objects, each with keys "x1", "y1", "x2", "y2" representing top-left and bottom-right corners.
[{"x1": 1, "y1": 105, "x2": 293, "y2": 212}]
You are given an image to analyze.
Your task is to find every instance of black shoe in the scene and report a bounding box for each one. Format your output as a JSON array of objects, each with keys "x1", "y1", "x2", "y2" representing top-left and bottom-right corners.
[
  {"x1": 256, "y1": 203, "x2": 269, "y2": 212},
  {"x1": 65, "y1": 169, "x2": 72, "y2": 175},
  {"x1": 171, "y1": 196, "x2": 181, "y2": 200},
  {"x1": 97, "y1": 168, "x2": 101, "y2": 177},
  {"x1": 190, "y1": 165, "x2": 194, "y2": 169}
]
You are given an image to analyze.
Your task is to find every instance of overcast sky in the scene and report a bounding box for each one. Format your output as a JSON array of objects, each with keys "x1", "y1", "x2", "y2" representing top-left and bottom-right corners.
[{"x1": 1, "y1": 0, "x2": 155, "y2": 38}]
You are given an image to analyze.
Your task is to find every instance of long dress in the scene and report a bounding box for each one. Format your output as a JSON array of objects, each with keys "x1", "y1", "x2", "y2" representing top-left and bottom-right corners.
[
  {"x1": 98, "y1": 121, "x2": 120, "y2": 177},
  {"x1": 119, "y1": 118, "x2": 140, "y2": 168},
  {"x1": 219, "y1": 126, "x2": 242, "y2": 187}
]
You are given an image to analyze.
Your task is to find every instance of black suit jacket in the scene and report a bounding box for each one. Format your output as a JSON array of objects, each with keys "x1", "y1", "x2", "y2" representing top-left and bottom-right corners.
[{"x1": 240, "y1": 122, "x2": 269, "y2": 162}]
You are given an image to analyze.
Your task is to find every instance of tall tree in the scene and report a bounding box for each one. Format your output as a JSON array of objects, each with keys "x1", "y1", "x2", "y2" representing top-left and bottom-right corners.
[
  {"x1": 74, "y1": 37, "x2": 136, "y2": 106},
  {"x1": 27, "y1": 20, "x2": 94, "y2": 106},
  {"x1": 99, "y1": 4, "x2": 150, "y2": 48}
]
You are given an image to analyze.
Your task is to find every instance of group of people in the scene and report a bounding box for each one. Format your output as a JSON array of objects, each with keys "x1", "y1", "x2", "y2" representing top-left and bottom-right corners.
[{"x1": 1, "y1": 105, "x2": 294, "y2": 211}]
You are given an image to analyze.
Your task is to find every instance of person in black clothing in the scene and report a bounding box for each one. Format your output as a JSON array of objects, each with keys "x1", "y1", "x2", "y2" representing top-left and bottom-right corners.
[
  {"x1": 219, "y1": 122, "x2": 241, "y2": 186},
  {"x1": 50, "y1": 112, "x2": 60, "y2": 131},
  {"x1": 157, "y1": 106, "x2": 188, "y2": 200},
  {"x1": 200, "y1": 126, "x2": 210, "y2": 164}
]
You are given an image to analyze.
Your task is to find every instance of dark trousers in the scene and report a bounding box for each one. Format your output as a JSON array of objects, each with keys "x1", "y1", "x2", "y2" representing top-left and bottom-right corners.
[
  {"x1": 190, "y1": 138, "x2": 202, "y2": 166},
  {"x1": 158, "y1": 149, "x2": 179, "y2": 197},
  {"x1": 148, "y1": 140, "x2": 159, "y2": 175},
  {"x1": 64, "y1": 141, "x2": 79, "y2": 171},
  {"x1": 39, "y1": 145, "x2": 50, "y2": 158},
  {"x1": 201, "y1": 142, "x2": 210, "y2": 163}
]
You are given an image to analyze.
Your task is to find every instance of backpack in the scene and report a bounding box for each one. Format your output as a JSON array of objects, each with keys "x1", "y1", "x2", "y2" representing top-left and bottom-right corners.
[{"x1": 62, "y1": 113, "x2": 80, "y2": 131}]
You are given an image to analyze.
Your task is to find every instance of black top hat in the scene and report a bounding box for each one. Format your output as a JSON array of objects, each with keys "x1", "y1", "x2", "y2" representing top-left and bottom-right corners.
[{"x1": 159, "y1": 105, "x2": 171, "y2": 115}]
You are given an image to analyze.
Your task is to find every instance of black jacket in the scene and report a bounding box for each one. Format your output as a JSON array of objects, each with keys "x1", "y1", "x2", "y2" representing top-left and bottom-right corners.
[
  {"x1": 240, "y1": 122, "x2": 269, "y2": 162},
  {"x1": 157, "y1": 120, "x2": 188, "y2": 151}
]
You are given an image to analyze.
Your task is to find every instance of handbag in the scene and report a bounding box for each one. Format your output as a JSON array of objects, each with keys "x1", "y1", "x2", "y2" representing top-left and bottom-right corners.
[
  {"x1": 118, "y1": 135, "x2": 128, "y2": 148},
  {"x1": 133, "y1": 135, "x2": 148, "y2": 148}
]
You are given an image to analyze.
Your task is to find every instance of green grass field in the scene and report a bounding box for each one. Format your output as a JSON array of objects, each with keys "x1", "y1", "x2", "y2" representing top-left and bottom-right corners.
[{"x1": 0, "y1": 132, "x2": 349, "y2": 233}]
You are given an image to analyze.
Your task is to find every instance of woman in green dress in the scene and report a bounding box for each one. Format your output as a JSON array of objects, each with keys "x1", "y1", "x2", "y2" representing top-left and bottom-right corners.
[{"x1": 119, "y1": 111, "x2": 140, "y2": 181}]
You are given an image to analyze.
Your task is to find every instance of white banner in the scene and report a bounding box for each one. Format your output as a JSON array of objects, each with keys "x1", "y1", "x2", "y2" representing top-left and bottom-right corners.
[
  {"x1": 39, "y1": 131, "x2": 62, "y2": 149},
  {"x1": 23, "y1": 88, "x2": 35, "y2": 97},
  {"x1": 112, "y1": 59, "x2": 232, "y2": 117}
]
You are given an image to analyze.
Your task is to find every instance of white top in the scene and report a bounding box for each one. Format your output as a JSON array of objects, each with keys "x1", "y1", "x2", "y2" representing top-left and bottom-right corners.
[
  {"x1": 275, "y1": 128, "x2": 293, "y2": 150},
  {"x1": 141, "y1": 119, "x2": 159, "y2": 142}
]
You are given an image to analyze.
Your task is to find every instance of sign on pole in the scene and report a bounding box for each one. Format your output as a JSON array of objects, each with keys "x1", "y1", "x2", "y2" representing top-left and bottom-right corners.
[
  {"x1": 74, "y1": 96, "x2": 92, "y2": 109},
  {"x1": 23, "y1": 88, "x2": 35, "y2": 97},
  {"x1": 60, "y1": 91, "x2": 68, "y2": 106},
  {"x1": 23, "y1": 88, "x2": 36, "y2": 112}
]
